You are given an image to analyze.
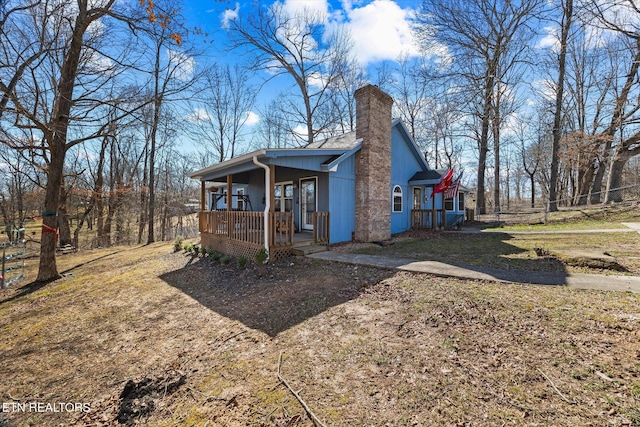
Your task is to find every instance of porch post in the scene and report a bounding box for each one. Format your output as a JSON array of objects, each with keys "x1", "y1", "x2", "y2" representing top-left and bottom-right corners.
[
  {"x1": 269, "y1": 165, "x2": 275, "y2": 213},
  {"x1": 226, "y1": 174, "x2": 233, "y2": 211},
  {"x1": 200, "y1": 181, "x2": 206, "y2": 211},
  {"x1": 431, "y1": 188, "x2": 437, "y2": 230}
]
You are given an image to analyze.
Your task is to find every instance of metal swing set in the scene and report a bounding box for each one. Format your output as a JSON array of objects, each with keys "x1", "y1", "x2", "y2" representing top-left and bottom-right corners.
[{"x1": 1, "y1": 225, "x2": 26, "y2": 289}]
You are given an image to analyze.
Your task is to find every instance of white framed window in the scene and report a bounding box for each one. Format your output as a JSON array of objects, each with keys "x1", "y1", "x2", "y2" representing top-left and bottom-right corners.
[
  {"x1": 237, "y1": 188, "x2": 245, "y2": 211},
  {"x1": 458, "y1": 193, "x2": 465, "y2": 211},
  {"x1": 392, "y1": 185, "x2": 403, "y2": 213},
  {"x1": 274, "y1": 182, "x2": 294, "y2": 212},
  {"x1": 445, "y1": 197, "x2": 454, "y2": 211}
]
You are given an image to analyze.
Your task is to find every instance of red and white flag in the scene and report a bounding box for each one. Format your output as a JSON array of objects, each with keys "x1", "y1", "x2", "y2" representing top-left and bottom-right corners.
[
  {"x1": 432, "y1": 169, "x2": 453, "y2": 197},
  {"x1": 444, "y1": 180, "x2": 460, "y2": 199}
]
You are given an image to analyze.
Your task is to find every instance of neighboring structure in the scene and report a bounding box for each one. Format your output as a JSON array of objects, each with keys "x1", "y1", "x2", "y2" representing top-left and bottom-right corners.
[{"x1": 188, "y1": 85, "x2": 467, "y2": 260}]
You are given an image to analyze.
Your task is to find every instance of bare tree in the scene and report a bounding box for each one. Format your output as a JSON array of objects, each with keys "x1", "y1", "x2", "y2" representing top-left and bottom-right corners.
[
  {"x1": 392, "y1": 55, "x2": 434, "y2": 145},
  {"x1": 135, "y1": 1, "x2": 199, "y2": 244},
  {"x1": 547, "y1": 0, "x2": 574, "y2": 211},
  {"x1": 190, "y1": 63, "x2": 256, "y2": 163},
  {"x1": 226, "y1": 2, "x2": 352, "y2": 145},
  {"x1": 325, "y1": 57, "x2": 368, "y2": 134},
  {"x1": 255, "y1": 99, "x2": 290, "y2": 149},
  {"x1": 0, "y1": 0, "x2": 132, "y2": 281},
  {"x1": 417, "y1": 0, "x2": 544, "y2": 214},
  {"x1": 583, "y1": 2, "x2": 640, "y2": 202}
]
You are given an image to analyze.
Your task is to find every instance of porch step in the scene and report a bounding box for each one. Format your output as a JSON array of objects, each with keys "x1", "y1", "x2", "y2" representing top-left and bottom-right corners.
[
  {"x1": 292, "y1": 239, "x2": 315, "y2": 248},
  {"x1": 291, "y1": 244, "x2": 327, "y2": 256}
]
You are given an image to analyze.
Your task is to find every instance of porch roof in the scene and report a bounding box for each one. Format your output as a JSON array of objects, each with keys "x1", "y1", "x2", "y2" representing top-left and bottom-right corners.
[
  {"x1": 188, "y1": 143, "x2": 362, "y2": 182},
  {"x1": 408, "y1": 170, "x2": 443, "y2": 185}
]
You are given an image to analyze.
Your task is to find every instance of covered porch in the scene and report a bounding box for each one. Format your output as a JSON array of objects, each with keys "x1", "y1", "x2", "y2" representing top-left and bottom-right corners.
[
  {"x1": 190, "y1": 146, "x2": 352, "y2": 261},
  {"x1": 408, "y1": 172, "x2": 468, "y2": 230}
]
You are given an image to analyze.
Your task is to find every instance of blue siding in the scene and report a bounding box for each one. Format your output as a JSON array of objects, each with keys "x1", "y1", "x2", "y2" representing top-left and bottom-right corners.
[
  {"x1": 270, "y1": 155, "x2": 328, "y2": 171},
  {"x1": 390, "y1": 126, "x2": 426, "y2": 234},
  {"x1": 328, "y1": 156, "x2": 356, "y2": 243}
]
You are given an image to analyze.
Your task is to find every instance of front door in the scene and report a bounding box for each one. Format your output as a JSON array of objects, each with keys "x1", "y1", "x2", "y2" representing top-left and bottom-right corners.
[{"x1": 300, "y1": 177, "x2": 317, "y2": 231}]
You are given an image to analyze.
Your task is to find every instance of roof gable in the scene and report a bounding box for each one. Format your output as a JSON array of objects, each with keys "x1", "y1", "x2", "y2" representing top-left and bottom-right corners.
[{"x1": 391, "y1": 119, "x2": 430, "y2": 172}]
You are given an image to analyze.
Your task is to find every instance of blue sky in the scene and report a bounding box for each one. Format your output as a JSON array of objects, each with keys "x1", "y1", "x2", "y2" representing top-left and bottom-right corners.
[
  {"x1": 183, "y1": 0, "x2": 423, "y2": 66},
  {"x1": 175, "y1": 0, "x2": 429, "y2": 151}
]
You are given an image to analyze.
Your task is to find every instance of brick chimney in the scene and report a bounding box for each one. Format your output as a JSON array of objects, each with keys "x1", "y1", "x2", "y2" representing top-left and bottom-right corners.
[{"x1": 354, "y1": 85, "x2": 394, "y2": 242}]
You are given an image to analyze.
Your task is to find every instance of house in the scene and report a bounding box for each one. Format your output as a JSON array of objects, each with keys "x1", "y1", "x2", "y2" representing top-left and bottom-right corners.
[{"x1": 188, "y1": 85, "x2": 467, "y2": 261}]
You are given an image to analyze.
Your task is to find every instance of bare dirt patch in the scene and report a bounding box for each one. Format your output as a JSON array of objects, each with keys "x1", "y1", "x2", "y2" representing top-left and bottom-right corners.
[{"x1": 1, "y1": 243, "x2": 639, "y2": 426}]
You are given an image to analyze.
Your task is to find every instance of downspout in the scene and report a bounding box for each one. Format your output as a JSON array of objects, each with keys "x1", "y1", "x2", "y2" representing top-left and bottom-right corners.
[{"x1": 253, "y1": 156, "x2": 270, "y2": 261}]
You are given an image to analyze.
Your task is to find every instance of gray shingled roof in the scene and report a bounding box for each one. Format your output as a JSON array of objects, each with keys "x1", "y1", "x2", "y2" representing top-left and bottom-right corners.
[
  {"x1": 304, "y1": 131, "x2": 357, "y2": 149},
  {"x1": 409, "y1": 170, "x2": 442, "y2": 181}
]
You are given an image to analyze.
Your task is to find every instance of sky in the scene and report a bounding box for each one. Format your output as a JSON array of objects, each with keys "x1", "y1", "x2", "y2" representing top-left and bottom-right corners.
[
  {"x1": 185, "y1": 0, "x2": 423, "y2": 66},
  {"x1": 170, "y1": 0, "x2": 639, "y2": 175},
  {"x1": 177, "y1": 0, "x2": 427, "y2": 141}
]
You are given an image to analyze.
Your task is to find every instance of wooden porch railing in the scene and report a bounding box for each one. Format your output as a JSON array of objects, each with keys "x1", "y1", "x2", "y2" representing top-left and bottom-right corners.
[
  {"x1": 270, "y1": 211, "x2": 294, "y2": 247},
  {"x1": 313, "y1": 212, "x2": 330, "y2": 244},
  {"x1": 411, "y1": 209, "x2": 443, "y2": 229},
  {"x1": 199, "y1": 211, "x2": 293, "y2": 247}
]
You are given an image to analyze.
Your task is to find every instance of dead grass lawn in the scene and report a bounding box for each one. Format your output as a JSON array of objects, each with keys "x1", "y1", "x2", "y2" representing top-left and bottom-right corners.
[{"x1": 0, "y1": 243, "x2": 639, "y2": 426}]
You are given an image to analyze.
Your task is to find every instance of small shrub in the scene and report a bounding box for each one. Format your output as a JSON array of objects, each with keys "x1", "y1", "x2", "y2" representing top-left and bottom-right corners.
[
  {"x1": 254, "y1": 248, "x2": 268, "y2": 277},
  {"x1": 209, "y1": 250, "x2": 221, "y2": 262},
  {"x1": 254, "y1": 248, "x2": 268, "y2": 265},
  {"x1": 200, "y1": 246, "x2": 208, "y2": 257},
  {"x1": 237, "y1": 256, "x2": 247, "y2": 269},
  {"x1": 192, "y1": 244, "x2": 199, "y2": 254},
  {"x1": 221, "y1": 255, "x2": 232, "y2": 265},
  {"x1": 173, "y1": 236, "x2": 185, "y2": 252},
  {"x1": 183, "y1": 243, "x2": 193, "y2": 253}
]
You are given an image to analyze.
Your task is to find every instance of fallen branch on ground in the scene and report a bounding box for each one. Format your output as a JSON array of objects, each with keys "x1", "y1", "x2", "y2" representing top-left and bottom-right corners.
[
  {"x1": 536, "y1": 367, "x2": 576, "y2": 405},
  {"x1": 277, "y1": 351, "x2": 327, "y2": 427}
]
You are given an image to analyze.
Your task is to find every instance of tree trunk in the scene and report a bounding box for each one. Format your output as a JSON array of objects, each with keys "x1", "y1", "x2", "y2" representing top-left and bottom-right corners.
[
  {"x1": 57, "y1": 187, "x2": 72, "y2": 246},
  {"x1": 36, "y1": 5, "x2": 92, "y2": 281},
  {"x1": 138, "y1": 145, "x2": 148, "y2": 244},
  {"x1": 529, "y1": 173, "x2": 535, "y2": 208},
  {"x1": 476, "y1": 72, "x2": 494, "y2": 215},
  {"x1": 493, "y1": 114, "x2": 501, "y2": 213},
  {"x1": 549, "y1": 0, "x2": 573, "y2": 212},
  {"x1": 37, "y1": 141, "x2": 65, "y2": 281},
  {"x1": 607, "y1": 158, "x2": 627, "y2": 202}
]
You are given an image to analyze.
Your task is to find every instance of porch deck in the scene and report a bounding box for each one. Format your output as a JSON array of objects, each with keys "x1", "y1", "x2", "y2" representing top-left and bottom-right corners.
[{"x1": 199, "y1": 211, "x2": 329, "y2": 261}]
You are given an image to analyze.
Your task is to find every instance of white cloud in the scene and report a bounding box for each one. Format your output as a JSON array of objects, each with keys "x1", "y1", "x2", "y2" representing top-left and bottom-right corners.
[
  {"x1": 167, "y1": 49, "x2": 195, "y2": 81},
  {"x1": 85, "y1": 51, "x2": 114, "y2": 73},
  {"x1": 342, "y1": 0, "x2": 420, "y2": 65},
  {"x1": 187, "y1": 107, "x2": 212, "y2": 122},
  {"x1": 307, "y1": 71, "x2": 328, "y2": 89},
  {"x1": 537, "y1": 26, "x2": 560, "y2": 51},
  {"x1": 532, "y1": 79, "x2": 556, "y2": 101},
  {"x1": 221, "y1": 3, "x2": 239, "y2": 29},
  {"x1": 245, "y1": 111, "x2": 260, "y2": 126},
  {"x1": 589, "y1": 0, "x2": 640, "y2": 33},
  {"x1": 87, "y1": 18, "x2": 105, "y2": 38},
  {"x1": 292, "y1": 124, "x2": 309, "y2": 140},
  {"x1": 281, "y1": 0, "x2": 330, "y2": 19}
]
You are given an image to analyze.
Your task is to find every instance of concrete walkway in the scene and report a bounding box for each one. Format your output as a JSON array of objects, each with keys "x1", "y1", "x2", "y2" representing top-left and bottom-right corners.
[
  {"x1": 454, "y1": 222, "x2": 640, "y2": 235},
  {"x1": 308, "y1": 251, "x2": 640, "y2": 293},
  {"x1": 622, "y1": 222, "x2": 640, "y2": 233}
]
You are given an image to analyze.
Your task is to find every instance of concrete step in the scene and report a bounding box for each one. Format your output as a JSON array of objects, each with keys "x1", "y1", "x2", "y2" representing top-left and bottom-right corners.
[
  {"x1": 293, "y1": 239, "x2": 315, "y2": 248},
  {"x1": 291, "y1": 245, "x2": 328, "y2": 256}
]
